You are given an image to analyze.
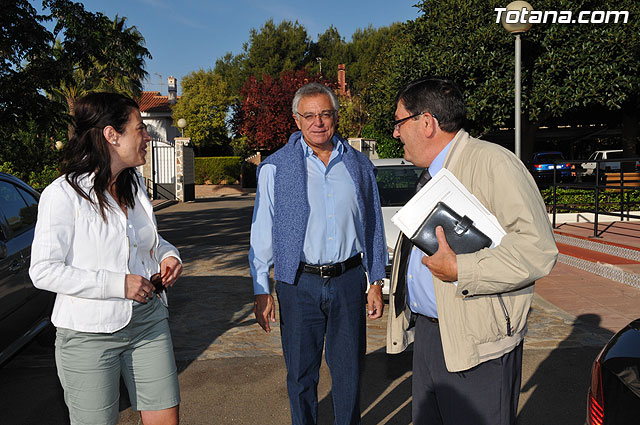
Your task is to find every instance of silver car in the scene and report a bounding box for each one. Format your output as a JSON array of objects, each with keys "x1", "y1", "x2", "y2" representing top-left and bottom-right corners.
[
  {"x1": 372, "y1": 159, "x2": 422, "y2": 294},
  {"x1": 0, "y1": 173, "x2": 54, "y2": 365}
]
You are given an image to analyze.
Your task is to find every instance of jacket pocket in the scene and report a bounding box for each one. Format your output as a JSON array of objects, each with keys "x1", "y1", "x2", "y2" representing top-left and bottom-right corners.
[{"x1": 459, "y1": 294, "x2": 511, "y2": 343}]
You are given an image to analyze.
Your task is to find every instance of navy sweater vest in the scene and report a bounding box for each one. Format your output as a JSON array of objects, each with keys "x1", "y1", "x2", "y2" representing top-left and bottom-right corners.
[{"x1": 257, "y1": 131, "x2": 387, "y2": 285}]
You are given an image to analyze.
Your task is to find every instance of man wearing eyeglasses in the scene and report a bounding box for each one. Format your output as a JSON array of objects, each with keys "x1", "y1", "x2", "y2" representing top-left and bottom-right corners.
[
  {"x1": 386, "y1": 78, "x2": 558, "y2": 425},
  {"x1": 249, "y1": 82, "x2": 387, "y2": 425}
]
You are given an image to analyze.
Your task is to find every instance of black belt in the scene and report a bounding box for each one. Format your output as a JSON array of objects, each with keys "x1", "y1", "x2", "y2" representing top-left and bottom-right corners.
[
  {"x1": 410, "y1": 312, "x2": 439, "y2": 328},
  {"x1": 300, "y1": 254, "x2": 362, "y2": 278}
]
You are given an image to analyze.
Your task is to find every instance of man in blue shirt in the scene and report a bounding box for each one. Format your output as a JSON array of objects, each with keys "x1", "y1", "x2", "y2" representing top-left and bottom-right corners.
[{"x1": 249, "y1": 83, "x2": 388, "y2": 425}]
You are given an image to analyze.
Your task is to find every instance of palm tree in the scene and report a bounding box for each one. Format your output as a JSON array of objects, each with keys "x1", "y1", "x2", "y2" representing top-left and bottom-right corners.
[{"x1": 50, "y1": 15, "x2": 151, "y2": 114}]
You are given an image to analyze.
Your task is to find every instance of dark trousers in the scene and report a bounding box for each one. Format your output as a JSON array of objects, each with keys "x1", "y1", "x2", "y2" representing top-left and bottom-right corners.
[
  {"x1": 412, "y1": 315, "x2": 523, "y2": 425},
  {"x1": 276, "y1": 266, "x2": 367, "y2": 425}
]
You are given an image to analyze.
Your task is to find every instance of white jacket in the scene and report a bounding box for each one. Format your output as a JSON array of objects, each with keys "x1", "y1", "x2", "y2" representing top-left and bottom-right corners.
[{"x1": 29, "y1": 172, "x2": 180, "y2": 333}]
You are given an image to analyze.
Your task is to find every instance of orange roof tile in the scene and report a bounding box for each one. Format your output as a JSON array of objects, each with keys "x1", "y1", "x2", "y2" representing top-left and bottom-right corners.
[{"x1": 138, "y1": 91, "x2": 174, "y2": 113}]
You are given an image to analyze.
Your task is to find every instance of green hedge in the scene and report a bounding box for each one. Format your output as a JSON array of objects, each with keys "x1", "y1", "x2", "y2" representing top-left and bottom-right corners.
[
  {"x1": 194, "y1": 157, "x2": 242, "y2": 185},
  {"x1": 541, "y1": 187, "x2": 640, "y2": 212}
]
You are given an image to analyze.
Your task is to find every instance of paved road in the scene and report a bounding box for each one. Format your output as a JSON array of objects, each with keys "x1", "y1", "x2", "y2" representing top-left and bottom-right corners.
[{"x1": 0, "y1": 196, "x2": 613, "y2": 424}]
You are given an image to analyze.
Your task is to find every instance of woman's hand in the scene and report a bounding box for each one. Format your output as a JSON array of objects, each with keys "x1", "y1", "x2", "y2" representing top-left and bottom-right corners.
[
  {"x1": 125, "y1": 274, "x2": 154, "y2": 303},
  {"x1": 160, "y1": 256, "x2": 182, "y2": 288}
]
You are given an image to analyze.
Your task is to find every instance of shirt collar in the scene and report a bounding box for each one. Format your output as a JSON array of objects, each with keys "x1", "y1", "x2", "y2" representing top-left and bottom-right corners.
[
  {"x1": 300, "y1": 134, "x2": 343, "y2": 158},
  {"x1": 428, "y1": 139, "x2": 454, "y2": 176}
]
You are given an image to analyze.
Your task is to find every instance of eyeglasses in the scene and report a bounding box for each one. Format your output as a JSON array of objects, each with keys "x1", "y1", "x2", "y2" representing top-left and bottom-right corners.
[
  {"x1": 297, "y1": 111, "x2": 336, "y2": 121},
  {"x1": 392, "y1": 112, "x2": 438, "y2": 130}
]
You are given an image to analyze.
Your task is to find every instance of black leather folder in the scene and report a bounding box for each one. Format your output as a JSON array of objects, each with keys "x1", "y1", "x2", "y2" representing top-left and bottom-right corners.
[{"x1": 410, "y1": 201, "x2": 492, "y2": 256}]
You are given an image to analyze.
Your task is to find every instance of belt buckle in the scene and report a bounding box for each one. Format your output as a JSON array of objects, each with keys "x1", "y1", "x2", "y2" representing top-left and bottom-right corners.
[{"x1": 319, "y1": 265, "x2": 332, "y2": 278}]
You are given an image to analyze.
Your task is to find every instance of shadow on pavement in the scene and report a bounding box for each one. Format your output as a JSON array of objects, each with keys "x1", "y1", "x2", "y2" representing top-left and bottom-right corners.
[
  {"x1": 0, "y1": 347, "x2": 67, "y2": 424},
  {"x1": 517, "y1": 313, "x2": 613, "y2": 425},
  {"x1": 155, "y1": 201, "x2": 254, "y2": 273},
  {"x1": 319, "y1": 347, "x2": 488, "y2": 425},
  {"x1": 167, "y1": 275, "x2": 257, "y2": 370},
  {"x1": 315, "y1": 313, "x2": 614, "y2": 425},
  {"x1": 316, "y1": 348, "x2": 413, "y2": 425},
  {"x1": 118, "y1": 200, "x2": 260, "y2": 414}
]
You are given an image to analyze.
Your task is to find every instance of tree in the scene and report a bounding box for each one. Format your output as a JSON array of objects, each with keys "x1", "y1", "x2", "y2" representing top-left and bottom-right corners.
[
  {"x1": 362, "y1": 124, "x2": 402, "y2": 159},
  {"x1": 308, "y1": 26, "x2": 350, "y2": 82},
  {"x1": 215, "y1": 19, "x2": 313, "y2": 101},
  {"x1": 47, "y1": 4, "x2": 151, "y2": 114},
  {"x1": 243, "y1": 19, "x2": 311, "y2": 81},
  {"x1": 91, "y1": 16, "x2": 150, "y2": 98},
  {"x1": 236, "y1": 69, "x2": 332, "y2": 152},
  {"x1": 0, "y1": 0, "x2": 152, "y2": 186},
  {"x1": 337, "y1": 95, "x2": 367, "y2": 139},
  {"x1": 522, "y1": 0, "x2": 640, "y2": 159},
  {"x1": 0, "y1": 0, "x2": 68, "y2": 185},
  {"x1": 214, "y1": 52, "x2": 247, "y2": 99},
  {"x1": 306, "y1": 24, "x2": 404, "y2": 94},
  {"x1": 171, "y1": 69, "x2": 233, "y2": 155},
  {"x1": 347, "y1": 24, "x2": 404, "y2": 94},
  {"x1": 368, "y1": 0, "x2": 640, "y2": 160},
  {"x1": 0, "y1": 0, "x2": 66, "y2": 132}
]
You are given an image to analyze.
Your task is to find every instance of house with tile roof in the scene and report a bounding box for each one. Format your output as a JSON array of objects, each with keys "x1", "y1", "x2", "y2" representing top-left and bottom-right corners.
[
  {"x1": 138, "y1": 76, "x2": 180, "y2": 145},
  {"x1": 137, "y1": 76, "x2": 195, "y2": 201}
]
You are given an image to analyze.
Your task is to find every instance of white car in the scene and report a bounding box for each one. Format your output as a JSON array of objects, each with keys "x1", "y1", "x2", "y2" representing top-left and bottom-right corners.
[
  {"x1": 581, "y1": 150, "x2": 624, "y2": 175},
  {"x1": 371, "y1": 158, "x2": 422, "y2": 295}
]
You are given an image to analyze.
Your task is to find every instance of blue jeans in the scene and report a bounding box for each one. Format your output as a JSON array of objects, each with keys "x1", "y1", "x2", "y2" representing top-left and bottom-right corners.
[{"x1": 276, "y1": 265, "x2": 367, "y2": 425}]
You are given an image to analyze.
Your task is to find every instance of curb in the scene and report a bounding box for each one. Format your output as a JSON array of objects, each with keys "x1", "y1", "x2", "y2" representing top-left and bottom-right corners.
[
  {"x1": 531, "y1": 293, "x2": 577, "y2": 324},
  {"x1": 554, "y1": 232, "x2": 640, "y2": 261},
  {"x1": 557, "y1": 253, "x2": 640, "y2": 289},
  {"x1": 195, "y1": 192, "x2": 256, "y2": 200},
  {"x1": 152, "y1": 200, "x2": 178, "y2": 211}
]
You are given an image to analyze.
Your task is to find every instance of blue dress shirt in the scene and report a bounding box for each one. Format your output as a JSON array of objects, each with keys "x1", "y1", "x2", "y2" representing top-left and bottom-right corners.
[
  {"x1": 249, "y1": 136, "x2": 363, "y2": 295},
  {"x1": 406, "y1": 141, "x2": 453, "y2": 318}
]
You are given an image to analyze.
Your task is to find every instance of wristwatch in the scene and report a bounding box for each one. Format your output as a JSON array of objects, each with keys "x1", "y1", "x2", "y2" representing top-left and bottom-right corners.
[{"x1": 370, "y1": 279, "x2": 384, "y2": 288}]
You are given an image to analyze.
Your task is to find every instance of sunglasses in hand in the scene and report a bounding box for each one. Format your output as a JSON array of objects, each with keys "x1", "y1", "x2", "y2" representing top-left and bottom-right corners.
[{"x1": 150, "y1": 267, "x2": 171, "y2": 294}]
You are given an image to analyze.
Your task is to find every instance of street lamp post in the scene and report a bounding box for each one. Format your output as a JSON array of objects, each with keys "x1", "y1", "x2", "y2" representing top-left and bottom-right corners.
[
  {"x1": 177, "y1": 118, "x2": 187, "y2": 137},
  {"x1": 501, "y1": 1, "x2": 533, "y2": 160}
]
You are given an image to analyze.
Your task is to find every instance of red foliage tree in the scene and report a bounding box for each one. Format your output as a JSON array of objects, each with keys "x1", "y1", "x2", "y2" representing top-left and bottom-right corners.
[{"x1": 237, "y1": 69, "x2": 334, "y2": 152}]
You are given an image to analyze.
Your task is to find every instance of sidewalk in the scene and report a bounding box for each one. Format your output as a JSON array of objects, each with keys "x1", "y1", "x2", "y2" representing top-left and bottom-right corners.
[
  {"x1": 150, "y1": 185, "x2": 255, "y2": 211},
  {"x1": 542, "y1": 219, "x2": 640, "y2": 333}
]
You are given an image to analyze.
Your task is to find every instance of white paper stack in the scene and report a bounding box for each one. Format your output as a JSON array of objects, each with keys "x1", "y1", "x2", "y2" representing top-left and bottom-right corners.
[{"x1": 391, "y1": 168, "x2": 506, "y2": 247}]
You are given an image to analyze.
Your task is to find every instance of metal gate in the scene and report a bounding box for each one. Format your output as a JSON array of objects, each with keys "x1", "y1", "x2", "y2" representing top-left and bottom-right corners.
[{"x1": 152, "y1": 139, "x2": 176, "y2": 200}]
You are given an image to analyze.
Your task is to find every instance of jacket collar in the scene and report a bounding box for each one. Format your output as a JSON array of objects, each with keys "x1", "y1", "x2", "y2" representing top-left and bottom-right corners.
[{"x1": 442, "y1": 129, "x2": 470, "y2": 170}]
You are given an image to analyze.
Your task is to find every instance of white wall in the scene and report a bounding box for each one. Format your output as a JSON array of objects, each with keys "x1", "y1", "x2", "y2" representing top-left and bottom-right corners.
[{"x1": 141, "y1": 113, "x2": 180, "y2": 144}]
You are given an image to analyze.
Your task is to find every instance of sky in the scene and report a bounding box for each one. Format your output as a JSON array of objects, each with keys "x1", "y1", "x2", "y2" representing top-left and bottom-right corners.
[{"x1": 52, "y1": 0, "x2": 422, "y2": 94}]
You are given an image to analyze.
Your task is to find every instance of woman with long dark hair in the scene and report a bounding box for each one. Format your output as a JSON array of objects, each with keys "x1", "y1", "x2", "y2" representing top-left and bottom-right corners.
[{"x1": 30, "y1": 92, "x2": 182, "y2": 425}]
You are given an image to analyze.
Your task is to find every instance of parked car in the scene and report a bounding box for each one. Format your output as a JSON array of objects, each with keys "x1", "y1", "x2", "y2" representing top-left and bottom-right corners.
[
  {"x1": 0, "y1": 173, "x2": 54, "y2": 365},
  {"x1": 581, "y1": 149, "x2": 625, "y2": 175},
  {"x1": 372, "y1": 158, "x2": 422, "y2": 294},
  {"x1": 529, "y1": 151, "x2": 572, "y2": 182},
  {"x1": 586, "y1": 318, "x2": 640, "y2": 425}
]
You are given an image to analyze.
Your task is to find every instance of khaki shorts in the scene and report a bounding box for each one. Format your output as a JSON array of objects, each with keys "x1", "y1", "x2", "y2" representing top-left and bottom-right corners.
[{"x1": 55, "y1": 297, "x2": 180, "y2": 425}]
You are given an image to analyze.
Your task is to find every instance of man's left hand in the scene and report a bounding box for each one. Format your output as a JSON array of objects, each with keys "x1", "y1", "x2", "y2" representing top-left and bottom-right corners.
[
  {"x1": 422, "y1": 226, "x2": 458, "y2": 281},
  {"x1": 367, "y1": 284, "x2": 384, "y2": 319}
]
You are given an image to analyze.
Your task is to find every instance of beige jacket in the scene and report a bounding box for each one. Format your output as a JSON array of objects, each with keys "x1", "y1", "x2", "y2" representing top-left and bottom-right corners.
[{"x1": 386, "y1": 130, "x2": 558, "y2": 372}]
